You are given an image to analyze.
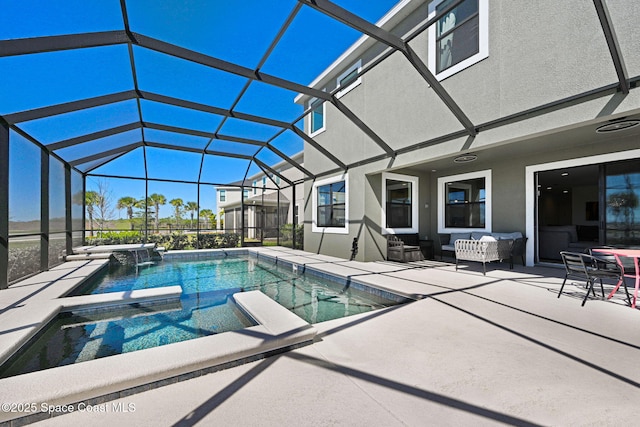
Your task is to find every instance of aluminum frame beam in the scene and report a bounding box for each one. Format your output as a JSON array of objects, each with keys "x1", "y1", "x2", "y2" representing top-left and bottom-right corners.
[
  {"x1": 254, "y1": 158, "x2": 294, "y2": 187},
  {"x1": 593, "y1": 0, "x2": 630, "y2": 94},
  {"x1": 264, "y1": 144, "x2": 315, "y2": 179},
  {"x1": 64, "y1": 164, "x2": 73, "y2": 257},
  {"x1": 3, "y1": 91, "x2": 137, "y2": 124},
  {"x1": 0, "y1": 31, "x2": 329, "y2": 102},
  {"x1": 47, "y1": 122, "x2": 142, "y2": 151},
  {"x1": 0, "y1": 119, "x2": 9, "y2": 289},
  {"x1": 299, "y1": 0, "x2": 476, "y2": 136},
  {"x1": 144, "y1": 122, "x2": 217, "y2": 140},
  {"x1": 145, "y1": 141, "x2": 255, "y2": 160},
  {"x1": 40, "y1": 149, "x2": 49, "y2": 271},
  {"x1": 142, "y1": 92, "x2": 292, "y2": 129},
  {"x1": 132, "y1": 33, "x2": 332, "y2": 102},
  {"x1": 290, "y1": 126, "x2": 347, "y2": 170},
  {"x1": 69, "y1": 142, "x2": 142, "y2": 166},
  {"x1": 83, "y1": 148, "x2": 135, "y2": 174},
  {"x1": 214, "y1": 134, "x2": 267, "y2": 147},
  {"x1": 0, "y1": 31, "x2": 129, "y2": 57},
  {"x1": 0, "y1": 31, "x2": 352, "y2": 173}
]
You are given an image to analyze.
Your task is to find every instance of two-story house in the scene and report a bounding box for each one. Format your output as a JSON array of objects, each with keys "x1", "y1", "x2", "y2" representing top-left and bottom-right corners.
[
  {"x1": 295, "y1": 0, "x2": 640, "y2": 265},
  {"x1": 216, "y1": 152, "x2": 304, "y2": 242}
]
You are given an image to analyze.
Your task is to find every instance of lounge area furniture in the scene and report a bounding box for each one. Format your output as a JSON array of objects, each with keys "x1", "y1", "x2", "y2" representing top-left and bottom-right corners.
[
  {"x1": 538, "y1": 225, "x2": 597, "y2": 261},
  {"x1": 558, "y1": 251, "x2": 627, "y2": 306},
  {"x1": 387, "y1": 234, "x2": 424, "y2": 262},
  {"x1": 454, "y1": 238, "x2": 514, "y2": 275},
  {"x1": 439, "y1": 231, "x2": 526, "y2": 268}
]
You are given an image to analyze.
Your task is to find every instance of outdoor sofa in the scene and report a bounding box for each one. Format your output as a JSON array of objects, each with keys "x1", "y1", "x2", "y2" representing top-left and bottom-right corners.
[{"x1": 439, "y1": 231, "x2": 527, "y2": 269}]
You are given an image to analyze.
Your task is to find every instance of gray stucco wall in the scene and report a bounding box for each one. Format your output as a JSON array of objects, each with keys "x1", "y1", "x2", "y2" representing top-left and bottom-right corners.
[{"x1": 302, "y1": 0, "x2": 640, "y2": 261}]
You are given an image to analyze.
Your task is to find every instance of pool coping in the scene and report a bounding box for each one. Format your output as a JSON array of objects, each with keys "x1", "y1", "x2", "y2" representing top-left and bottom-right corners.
[
  {"x1": 249, "y1": 249, "x2": 424, "y2": 301},
  {"x1": 0, "y1": 246, "x2": 417, "y2": 424},
  {"x1": 0, "y1": 286, "x2": 184, "y2": 369},
  {"x1": 0, "y1": 290, "x2": 316, "y2": 424}
]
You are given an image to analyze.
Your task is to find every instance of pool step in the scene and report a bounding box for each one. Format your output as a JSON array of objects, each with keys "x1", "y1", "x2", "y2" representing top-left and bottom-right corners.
[{"x1": 65, "y1": 253, "x2": 113, "y2": 261}]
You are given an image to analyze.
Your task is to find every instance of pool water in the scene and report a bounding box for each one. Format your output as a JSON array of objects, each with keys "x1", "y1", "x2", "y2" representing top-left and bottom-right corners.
[
  {"x1": 0, "y1": 292, "x2": 255, "y2": 378},
  {"x1": 73, "y1": 255, "x2": 401, "y2": 324},
  {"x1": 1, "y1": 255, "x2": 402, "y2": 377}
]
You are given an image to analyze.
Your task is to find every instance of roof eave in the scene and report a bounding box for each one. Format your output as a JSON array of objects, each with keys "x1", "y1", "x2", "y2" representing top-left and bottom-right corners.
[{"x1": 294, "y1": 0, "x2": 421, "y2": 105}]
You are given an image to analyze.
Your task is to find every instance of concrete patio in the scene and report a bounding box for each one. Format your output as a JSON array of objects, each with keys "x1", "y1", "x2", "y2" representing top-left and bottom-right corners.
[{"x1": 1, "y1": 247, "x2": 639, "y2": 426}]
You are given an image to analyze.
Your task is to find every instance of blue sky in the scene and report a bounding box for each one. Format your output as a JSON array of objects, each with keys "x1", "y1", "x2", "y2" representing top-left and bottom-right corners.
[{"x1": 3, "y1": 0, "x2": 400, "y2": 220}]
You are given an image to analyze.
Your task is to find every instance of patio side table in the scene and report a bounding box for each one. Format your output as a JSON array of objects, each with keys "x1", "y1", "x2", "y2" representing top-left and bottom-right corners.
[{"x1": 419, "y1": 239, "x2": 434, "y2": 260}]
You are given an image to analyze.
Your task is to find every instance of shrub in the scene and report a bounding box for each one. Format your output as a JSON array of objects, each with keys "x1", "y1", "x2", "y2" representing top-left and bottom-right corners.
[
  {"x1": 82, "y1": 231, "x2": 241, "y2": 251},
  {"x1": 168, "y1": 233, "x2": 189, "y2": 250},
  {"x1": 280, "y1": 223, "x2": 304, "y2": 249},
  {"x1": 8, "y1": 245, "x2": 41, "y2": 283},
  {"x1": 86, "y1": 231, "x2": 144, "y2": 245}
]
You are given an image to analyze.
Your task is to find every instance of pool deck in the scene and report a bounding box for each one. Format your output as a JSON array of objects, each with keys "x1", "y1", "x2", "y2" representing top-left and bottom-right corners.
[{"x1": 2, "y1": 247, "x2": 640, "y2": 426}]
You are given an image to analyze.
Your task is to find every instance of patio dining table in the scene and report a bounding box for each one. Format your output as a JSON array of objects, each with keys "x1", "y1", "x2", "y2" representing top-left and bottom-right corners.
[{"x1": 592, "y1": 248, "x2": 640, "y2": 309}]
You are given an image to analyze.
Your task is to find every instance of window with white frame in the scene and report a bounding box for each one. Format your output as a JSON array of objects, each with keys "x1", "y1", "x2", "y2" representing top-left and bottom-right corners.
[
  {"x1": 438, "y1": 170, "x2": 491, "y2": 233},
  {"x1": 312, "y1": 174, "x2": 349, "y2": 233},
  {"x1": 382, "y1": 173, "x2": 419, "y2": 234},
  {"x1": 243, "y1": 189, "x2": 249, "y2": 200},
  {"x1": 252, "y1": 180, "x2": 257, "y2": 195},
  {"x1": 262, "y1": 176, "x2": 267, "y2": 188},
  {"x1": 336, "y1": 60, "x2": 362, "y2": 97},
  {"x1": 428, "y1": 0, "x2": 488, "y2": 80},
  {"x1": 309, "y1": 98, "x2": 325, "y2": 136},
  {"x1": 219, "y1": 189, "x2": 226, "y2": 202}
]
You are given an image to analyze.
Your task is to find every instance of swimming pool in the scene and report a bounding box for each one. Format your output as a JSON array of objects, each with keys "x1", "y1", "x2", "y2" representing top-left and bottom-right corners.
[
  {"x1": 0, "y1": 292, "x2": 255, "y2": 378},
  {"x1": 72, "y1": 254, "x2": 403, "y2": 324},
  {"x1": 1, "y1": 254, "x2": 403, "y2": 376}
]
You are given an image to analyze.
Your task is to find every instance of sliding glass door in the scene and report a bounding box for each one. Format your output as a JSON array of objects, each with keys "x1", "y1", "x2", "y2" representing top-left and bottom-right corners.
[
  {"x1": 535, "y1": 158, "x2": 640, "y2": 263},
  {"x1": 605, "y1": 160, "x2": 640, "y2": 246}
]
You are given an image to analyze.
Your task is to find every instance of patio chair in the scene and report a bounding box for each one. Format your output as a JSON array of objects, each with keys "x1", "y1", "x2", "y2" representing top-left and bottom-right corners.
[
  {"x1": 558, "y1": 251, "x2": 627, "y2": 306},
  {"x1": 454, "y1": 238, "x2": 513, "y2": 275},
  {"x1": 387, "y1": 235, "x2": 423, "y2": 262}
]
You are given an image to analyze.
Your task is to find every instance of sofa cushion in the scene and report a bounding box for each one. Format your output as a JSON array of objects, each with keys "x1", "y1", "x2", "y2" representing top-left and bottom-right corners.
[
  {"x1": 450, "y1": 232, "x2": 471, "y2": 244},
  {"x1": 471, "y1": 231, "x2": 491, "y2": 240},
  {"x1": 492, "y1": 232, "x2": 523, "y2": 240},
  {"x1": 479, "y1": 235, "x2": 497, "y2": 241}
]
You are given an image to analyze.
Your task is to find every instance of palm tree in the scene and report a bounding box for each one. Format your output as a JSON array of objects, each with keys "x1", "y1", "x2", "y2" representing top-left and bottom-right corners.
[
  {"x1": 169, "y1": 198, "x2": 184, "y2": 228},
  {"x1": 117, "y1": 196, "x2": 138, "y2": 230},
  {"x1": 199, "y1": 208, "x2": 214, "y2": 229},
  {"x1": 185, "y1": 201, "x2": 199, "y2": 229},
  {"x1": 148, "y1": 193, "x2": 166, "y2": 232},
  {"x1": 85, "y1": 191, "x2": 100, "y2": 237}
]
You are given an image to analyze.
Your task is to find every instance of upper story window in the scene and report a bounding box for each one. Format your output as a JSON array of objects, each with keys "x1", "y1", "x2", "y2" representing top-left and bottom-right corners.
[
  {"x1": 312, "y1": 174, "x2": 349, "y2": 234},
  {"x1": 262, "y1": 176, "x2": 267, "y2": 188},
  {"x1": 252, "y1": 180, "x2": 257, "y2": 195},
  {"x1": 219, "y1": 190, "x2": 226, "y2": 202},
  {"x1": 310, "y1": 98, "x2": 325, "y2": 136},
  {"x1": 428, "y1": 0, "x2": 488, "y2": 81},
  {"x1": 438, "y1": 169, "x2": 492, "y2": 233},
  {"x1": 382, "y1": 173, "x2": 419, "y2": 234},
  {"x1": 243, "y1": 189, "x2": 249, "y2": 200},
  {"x1": 336, "y1": 60, "x2": 362, "y2": 98}
]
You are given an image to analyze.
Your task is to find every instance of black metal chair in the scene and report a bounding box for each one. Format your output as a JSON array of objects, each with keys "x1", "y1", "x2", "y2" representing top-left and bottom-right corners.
[
  {"x1": 558, "y1": 251, "x2": 627, "y2": 306},
  {"x1": 509, "y1": 236, "x2": 527, "y2": 268}
]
